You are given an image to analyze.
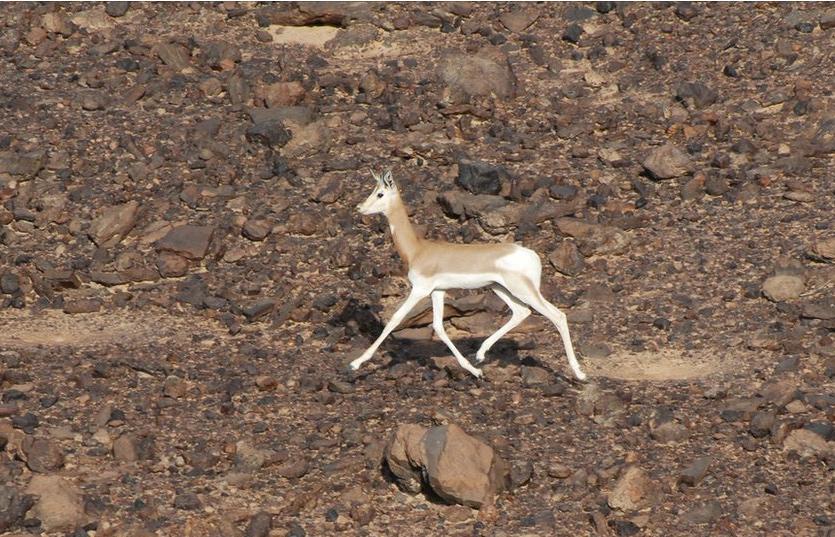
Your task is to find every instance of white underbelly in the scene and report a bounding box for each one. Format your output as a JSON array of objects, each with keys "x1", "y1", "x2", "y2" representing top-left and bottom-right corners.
[{"x1": 424, "y1": 273, "x2": 499, "y2": 290}]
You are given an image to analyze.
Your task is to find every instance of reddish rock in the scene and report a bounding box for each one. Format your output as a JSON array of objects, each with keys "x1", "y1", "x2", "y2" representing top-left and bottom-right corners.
[{"x1": 156, "y1": 225, "x2": 214, "y2": 260}]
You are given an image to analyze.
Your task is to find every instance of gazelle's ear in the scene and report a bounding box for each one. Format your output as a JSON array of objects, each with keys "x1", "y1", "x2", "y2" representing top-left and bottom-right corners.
[{"x1": 382, "y1": 170, "x2": 394, "y2": 188}]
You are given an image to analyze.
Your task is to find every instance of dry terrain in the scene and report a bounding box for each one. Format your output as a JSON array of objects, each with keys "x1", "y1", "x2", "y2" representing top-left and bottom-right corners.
[{"x1": 0, "y1": 3, "x2": 834, "y2": 537}]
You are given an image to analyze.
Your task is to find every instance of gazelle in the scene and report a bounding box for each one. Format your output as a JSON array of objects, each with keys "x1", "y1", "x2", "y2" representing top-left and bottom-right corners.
[{"x1": 349, "y1": 170, "x2": 587, "y2": 381}]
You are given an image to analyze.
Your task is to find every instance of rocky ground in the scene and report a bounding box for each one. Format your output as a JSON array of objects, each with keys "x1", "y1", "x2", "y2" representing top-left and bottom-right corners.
[{"x1": 0, "y1": 2, "x2": 834, "y2": 536}]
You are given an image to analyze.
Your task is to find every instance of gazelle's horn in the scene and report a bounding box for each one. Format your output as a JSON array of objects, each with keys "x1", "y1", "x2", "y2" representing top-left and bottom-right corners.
[{"x1": 370, "y1": 169, "x2": 381, "y2": 184}]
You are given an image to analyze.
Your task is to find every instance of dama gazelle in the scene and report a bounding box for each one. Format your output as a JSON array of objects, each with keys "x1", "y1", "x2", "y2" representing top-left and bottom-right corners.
[{"x1": 350, "y1": 170, "x2": 587, "y2": 381}]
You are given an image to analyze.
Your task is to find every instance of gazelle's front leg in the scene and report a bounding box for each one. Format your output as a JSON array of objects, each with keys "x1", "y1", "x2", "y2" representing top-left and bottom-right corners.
[
  {"x1": 431, "y1": 290, "x2": 482, "y2": 378},
  {"x1": 349, "y1": 288, "x2": 428, "y2": 371}
]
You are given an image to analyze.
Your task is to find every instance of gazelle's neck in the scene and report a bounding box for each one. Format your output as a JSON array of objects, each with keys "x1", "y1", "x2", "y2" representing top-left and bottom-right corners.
[{"x1": 385, "y1": 194, "x2": 422, "y2": 266}]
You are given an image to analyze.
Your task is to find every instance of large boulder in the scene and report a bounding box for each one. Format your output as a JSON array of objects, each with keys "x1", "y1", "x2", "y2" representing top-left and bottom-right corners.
[
  {"x1": 384, "y1": 423, "x2": 510, "y2": 508},
  {"x1": 423, "y1": 424, "x2": 510, "y2": 508}
]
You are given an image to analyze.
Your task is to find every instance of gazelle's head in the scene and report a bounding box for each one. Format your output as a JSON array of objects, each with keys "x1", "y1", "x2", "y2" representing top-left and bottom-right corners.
[{"x1": 357, "y1": 170, "x2": 398, "y2": 216}]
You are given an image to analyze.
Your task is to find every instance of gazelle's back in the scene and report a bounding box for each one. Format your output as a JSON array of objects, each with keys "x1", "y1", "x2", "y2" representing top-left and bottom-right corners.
[{"x1": 411, "y1": 241, "x2": 540, "y2": 285}]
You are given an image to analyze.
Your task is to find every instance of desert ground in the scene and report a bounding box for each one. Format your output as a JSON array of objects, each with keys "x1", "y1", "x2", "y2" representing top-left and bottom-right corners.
[{"x1": 0, "y1": 2, "x2": 833, "y2": 536}]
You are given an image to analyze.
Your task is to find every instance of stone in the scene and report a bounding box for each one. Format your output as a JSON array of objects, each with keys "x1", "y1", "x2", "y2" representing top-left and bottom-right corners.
[
  {"x1": 760, "y1": 380, "x2": 798, "y2": 406},
  {"x1": 113, "y1": 433, "x2": 139, "y2": 462},
  {"x1": 25, "y1": 475, "x2": 85, "y2": 531},
  {"x1": 242, "y1": 299, "x2": 276, "y2": 321},
  {"x1": 245, "y1": 511, "x2": 272, "y2": 537},
  {"x1": 42, "y1": 12, "x2": 74, "y2": 36},
  {"x1": 457, "y1": 159, "x2": 509, "y2": 195},
  {"x1": 783, "y1": 429, "x2": 834, "y2": 459},
  {"x1": 105, "y1": 2, "x2": 129, "y2": 17},
  {"x1": 562, "y1": 23, "x2": 583, "y2": 44},
  {"x1": 384, "y1": 423, "x2": 509, "y2": 508},
  {"x1": 821, "y1": 9, "x2": 835, "y2": 30},
  {"x1": 802, "y1": 301, "x2": 835, "y2": 320},
  {"x1": 608, "y1": 466, "x2": 660, "y2": 511},
  {"x1": 263, "y1": 81, "x2": 305, "y2": 108},
  {"x1": 681, "y1": 501, "x2": 722, "y2": 524},
  {"x1": 749, "y1": 411, "x2": 776, "y2": 438},
  {"x1": 277, "y1": 459, "x2": 309, "y2": 479},
  {"x1": 243, "y1": 220, "x2": 271, "y2": 241},
  {"x1": 521, "y1": 366, "x2": 551, "y2": 386},
  {"x1": 762, "y1": 275, "x2": 805, "y2": 302},
  {"x1": 680, "y1": 174, "x2": 705, "y2": 200},
  {"x1": 88, "y1": 201, "x2": 139, "y2": 246},
  {"x1": 81, "y1": 92, "x2": 108, "y2": 111},
  {"x1": 384, "y1": 424, "x2": 427, "y2": 493},
  {"x1": 812, "y1": 238, "x2": 835, "y2": 260},
  {"x1": 174, "y1": 492, "x2": 202, "y2": 510},
  {"x1": 63, "y1": 299, "x2": 102, "y2": 314},
  {"x1": 650, "y1": 421, "x2": 688, "y2": 443},
  {"x1": 547, "y1": 463, "x2": 573, "y2": 479},
  {"x1": 163, "y1": 375, "x2": 188, "y2": 398},
  {"x1": 0, "y1": 150, "x2": 46, "y2": 179},
  {"x1": 499, "y1": 9, "x2": 539, "y2": 32},
  {"x1": 440, "y1": 46, "x2": 516, "y2": 102},
  {"x1": 312, "y1": 176, "x2": 343, "y2": 204},
  {"x1": 202, "y1": 40, "x2": 241, "y2": 70},
  {"x1": 282, "y1": 120, "x2": 331, "y2": 159},
  {"x1": 234, "y1": 440, "x2": 269, "y2": 472},
  {"x1": 246, "y1": 120, "x2": 292, "y2": 149},
  {"x1": 422, "y1": 423, "x2": 510, "y2": 508},
  {"x1": 675, "y1": 2, "x2": 701, "y2": 21},
  {"x1": 678, "y1": 456, "x2": 711, "y2": 487},
  {"x1": 1, "y1": 272, "x2": 20, "y2": 294},
  {"x1": 675, "y1": 81, "x2": 718, "y2": 109},
  {"x1": 157, "y1": 252, "x2": 189, "y2": 278},
  {"x1": 704, "y1": 175, "x2": 729, "y2": 196},
  {"x1": 227, "y1": 72, "x2": 251, "y2": 105},
  {"x1": 0, "y1": 485, "x2": 34, "y2": 533},
  {"x1": 556, "y1": 218, "x2": 632, "y2": 256},
  {"x1": 642, "y1": 144, "x2": 693, "y2": 179},
  {"x1": 548, "y1": 241, "x2": 584, "y2": 276},
  {"x1": 22, "y1": 437, "x2": 64, "y2": 472},
  {"x1": 156, "y1": 225, "x2": 214, "y2": 260},
  {"x1": 157, "y1": 43, "x2": 191, "y2": 71}
]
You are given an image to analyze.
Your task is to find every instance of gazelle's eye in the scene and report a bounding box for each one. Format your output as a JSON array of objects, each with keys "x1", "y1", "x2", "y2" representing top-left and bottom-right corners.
[{"x1": 377, "y1": 192, "x2": 384, "y2": 198}]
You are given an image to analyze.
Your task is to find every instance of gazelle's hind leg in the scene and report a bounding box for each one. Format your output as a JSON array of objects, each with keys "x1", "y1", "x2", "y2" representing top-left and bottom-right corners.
[
  {"x1": 475, "y1": 285, "x2": 531, "y2": 363},
  {"x1": 500, "y1": 275, "x2": 587, "y2": 381},
  {"x1": 431, "y1": 290, "x2": 482, "y2": 378}
]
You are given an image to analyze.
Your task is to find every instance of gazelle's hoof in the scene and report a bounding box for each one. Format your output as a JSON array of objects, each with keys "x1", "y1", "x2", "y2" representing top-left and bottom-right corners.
[
  {"x1": 574, "y1": 371, "x2": 589, "y2": 383},
  {"x1": 348, "y1": 360, "x2": 362, "y2": 371},
  {"x1": 469, "y1": 368, "x2": 483, "y2": 378},
  {"x1": 474, "y1": 353, "x2": 486, "y2": 363}
]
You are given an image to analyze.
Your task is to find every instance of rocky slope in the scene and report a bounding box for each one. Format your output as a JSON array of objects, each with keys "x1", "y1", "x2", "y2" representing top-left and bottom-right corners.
[{"x1": 0, "y1": 2, "x2": 833, "y2": 536}]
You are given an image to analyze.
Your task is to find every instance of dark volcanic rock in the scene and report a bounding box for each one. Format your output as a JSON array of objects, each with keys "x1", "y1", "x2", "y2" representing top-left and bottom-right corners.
[
  {"x1": 246, "y1": 120, "x2": 292, "y2": 148},
  {"x1": 675, "y1": 81, "x2": 718, "y2": 109},
  {"x1": 105, "y1": 2, "x2": 129, "y2": 17},
  {"x1": 0, "y1": 485, "x2": 35, "y2": 533},
  {"x1": 457, "y1": 159, "x2": 510, "y2": 195}
]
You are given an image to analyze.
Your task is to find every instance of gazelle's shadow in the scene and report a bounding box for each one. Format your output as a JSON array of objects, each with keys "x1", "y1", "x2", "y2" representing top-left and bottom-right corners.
[{"x1": 330, "y1": 298, "x2": 524, "y2": 367}]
